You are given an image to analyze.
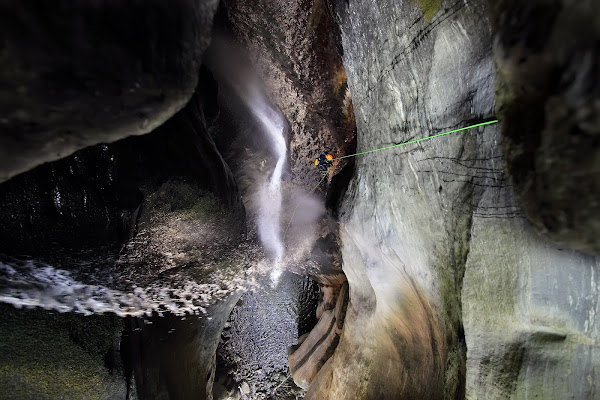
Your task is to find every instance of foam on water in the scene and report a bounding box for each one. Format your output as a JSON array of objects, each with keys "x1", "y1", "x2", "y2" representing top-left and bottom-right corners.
[{"x1": 0, "y1": 261, "x2": 248, "y2": 316}]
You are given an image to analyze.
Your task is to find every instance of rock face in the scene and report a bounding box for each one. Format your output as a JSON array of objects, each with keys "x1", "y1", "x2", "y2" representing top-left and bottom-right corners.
[
  {"x1": 124, "y1": 293, "x2": 242, "y2": 400},
  {"x1": 207, "y1": 2, "x2": 356, "y2": 387},
  {"x1": 0, "y1": 0, "x2": 219, "y2": 183},
  {"x1": 463, "y1": 210, "x2": 600, "y2": 399},
  {"x1": 0, "y1": 67, "x2": 248, "y2": 399},
  {"x1": 0, "y1": 69, "x2": 243, "y2": 270},
  {"x1": 0, "y1": 304, "x2": 126, "y2": 400},
  {"x1": 288, "y1": 282, "x2": 347, "y2": 389},
  {"x1": 1, "y1": 1, "x2": 600, "y2": 399},
  {"x1": 494, "y1": 0, "x2": 600, "y2": 255},
  {"x1": 215, "y1": 273, "x2": 321, "y2": 399},
  {"x1": 219, "y1": 0, "x2": 356, "y2": 189},
  {"x1": 308, "y1": 0, "x2": 600, "y2": 399}
]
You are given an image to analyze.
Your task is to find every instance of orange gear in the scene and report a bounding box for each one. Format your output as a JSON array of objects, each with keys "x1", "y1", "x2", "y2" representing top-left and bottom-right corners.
[{"x1": 325, "y1": 154, "x2": 333, "y2": 161}]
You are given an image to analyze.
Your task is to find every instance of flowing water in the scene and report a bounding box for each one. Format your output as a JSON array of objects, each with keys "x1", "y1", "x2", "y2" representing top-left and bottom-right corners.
[
  {"x1": 0, "y1": 45, "x2": 291, "y2": 316},
  {"x1": 243, "y1": 83, "x2": 288, "y2": 285},
  {"x1": 0, "y1": 258, "x2": 249, "y2": 317},
  {"x1": 208, "y1": 39, "x2": 289, "y2": 285}
]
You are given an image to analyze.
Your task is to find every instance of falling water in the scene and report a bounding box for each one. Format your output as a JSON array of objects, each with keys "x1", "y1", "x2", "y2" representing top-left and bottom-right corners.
[
  {"x1": 250, "y1": 87, "x2": 287, "y2": 284},
  {"x1": 205, "y1": 40, "x2": 289, "y2": 284}
]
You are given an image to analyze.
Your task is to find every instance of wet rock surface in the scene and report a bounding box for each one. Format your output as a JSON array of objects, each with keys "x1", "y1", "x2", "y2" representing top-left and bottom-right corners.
[
  {"x1": 0, "y1": 60, "x2": 252, "y2": 399},
  {"x1": 494, "y1": 0, "x2": 600, "y2": 255},
  {"x1": 0, "y1": 69, "x2": 244, "y2": 284},
  {"x1": 312, "y1": 0, "x2": 600, "y2": 398},
  {"x1": 123, "y1": 293, "x2": 243, "y2": 400},
  {"x1": 314, "y1": 0, "x2": 498, "y2": 397},
  {"x1": 288, "y1": 282, "x2": 347, "y2": 389},
  {"x1": 0, "y1": 0, "x2": 219, "y2": 183},
  {"x1": 1, "y1": 0, "x2": 599, "y2": 399},
  {"x1": 218, "y1": 0, "x2": 356, "y2": 190},
  {"x1": 463, "y1": 207, "x2": 600, "y2": 399},
  {"x1": 0, "y1": 67, "x2": 243, "y2": 261},
  {"x1": 207, "y1": 0, "x2": 353, "y2": 304}
]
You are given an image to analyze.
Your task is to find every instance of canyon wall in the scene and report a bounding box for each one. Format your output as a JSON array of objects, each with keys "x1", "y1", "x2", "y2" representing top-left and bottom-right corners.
[{"x1": 309, "y1": 0, "x2": 600, "y2": 398}]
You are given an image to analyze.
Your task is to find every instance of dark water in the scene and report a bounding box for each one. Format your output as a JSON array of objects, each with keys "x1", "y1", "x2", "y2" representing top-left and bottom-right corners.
[{"x1": 121, "y1": 291, "x2": 242, "y2": 400}]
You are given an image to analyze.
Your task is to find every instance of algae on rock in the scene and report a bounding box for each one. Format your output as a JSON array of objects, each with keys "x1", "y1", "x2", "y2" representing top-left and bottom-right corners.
[{"x1": 0, "y1": 305, "x2": 126, "y2": 400}]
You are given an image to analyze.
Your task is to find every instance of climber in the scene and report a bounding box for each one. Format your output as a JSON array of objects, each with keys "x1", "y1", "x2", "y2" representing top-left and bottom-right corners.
[{"x1": 314, "y1": 152, "x2": 334, "y2": 172}]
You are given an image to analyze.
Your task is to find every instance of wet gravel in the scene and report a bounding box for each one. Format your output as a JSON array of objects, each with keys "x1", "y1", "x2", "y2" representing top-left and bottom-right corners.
[{"x1": 215, "y1": 271, "x2": 320, "y2": 400}]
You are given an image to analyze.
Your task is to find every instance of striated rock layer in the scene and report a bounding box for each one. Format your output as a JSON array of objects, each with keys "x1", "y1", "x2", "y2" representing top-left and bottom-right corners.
[
  {"x1": 310, "y1": 0, "x2": 600, "y2": 399},
  {"x1": 288, "y1": 282, "x2": 348, "y2": 389}
]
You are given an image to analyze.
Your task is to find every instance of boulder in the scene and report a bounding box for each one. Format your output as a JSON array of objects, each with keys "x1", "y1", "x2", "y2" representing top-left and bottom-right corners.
[{"x1": 0, "y1": 0, "x2": 219, "y2": 182}]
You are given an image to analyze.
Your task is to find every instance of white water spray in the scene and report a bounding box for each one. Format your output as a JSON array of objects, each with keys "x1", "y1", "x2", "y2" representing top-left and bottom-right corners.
[
  {"x1": 207, "y1": 41, "x2": 289, "y2": 283},
  {"x1": 0, "y1": 261, "x2": 248, "y2": 316},
  {"x1": 250, "y1": 88, "x2": 287, "y2": 284}
]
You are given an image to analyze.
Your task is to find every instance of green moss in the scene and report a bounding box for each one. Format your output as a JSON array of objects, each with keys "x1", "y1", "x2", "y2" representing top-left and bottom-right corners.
[
  {"x1": 0, "y1": 306, "x2": 123, "y2": 400},
  {"x1": 415, "y1": 0, "x2": 442, "y2": 22},
  {"x1": 176, "y1": 195, "x2": 223, "y2": 222},
  {"x1": 462, "y1": 224, "x2": 520, "y2": 321}
]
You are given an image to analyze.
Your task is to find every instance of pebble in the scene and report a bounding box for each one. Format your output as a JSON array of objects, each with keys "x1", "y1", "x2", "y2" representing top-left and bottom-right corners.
[{"x1": 241, "y1": 382, "x2": 250, "y2": 394}]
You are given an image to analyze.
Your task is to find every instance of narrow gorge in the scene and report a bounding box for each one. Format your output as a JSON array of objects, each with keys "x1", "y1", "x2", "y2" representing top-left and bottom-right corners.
[{"x1": 0, "y1": 0, "x2": 598, "y2": 399}]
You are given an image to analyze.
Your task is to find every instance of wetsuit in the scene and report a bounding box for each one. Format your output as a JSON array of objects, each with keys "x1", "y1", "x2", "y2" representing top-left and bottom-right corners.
[{"x1": 316, "y1": 152, "x2": 333, "y2": 172}]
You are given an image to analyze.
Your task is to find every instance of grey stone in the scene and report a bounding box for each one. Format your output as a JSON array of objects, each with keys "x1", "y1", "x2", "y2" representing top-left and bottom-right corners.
[
  {"x1": 307, "y1": 0, "x2": 600, "y2": 399},
  {"x1": 494, "y1": 0, "x2": 600, "y2": 255},
  {"x1": 241, "y1": 381, "x2": 250, "y2": 394},
  {"x1": 0, "y1": 0, "x2": 219, "y2": 182}
]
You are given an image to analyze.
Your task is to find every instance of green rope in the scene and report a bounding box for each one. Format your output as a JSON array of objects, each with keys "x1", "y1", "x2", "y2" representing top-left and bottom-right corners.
[
  {"x1": 283, "y1": 119, "x2": 499, "y2": 244},
  {"x1": 283, "y1": 172, "x2": 328, "y2": 243},
  {"x1": 334, "y1": 119, "x2": 498, "y2": 160}
]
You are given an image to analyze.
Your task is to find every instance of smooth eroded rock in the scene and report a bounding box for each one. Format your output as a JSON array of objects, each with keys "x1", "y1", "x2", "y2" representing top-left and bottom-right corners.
[
  {"x1": 0, "y1": 0, "x2": 219, "y2": 182},
  {"x1": 494, "y1": 0, "x2": 600, "y2": 254}
]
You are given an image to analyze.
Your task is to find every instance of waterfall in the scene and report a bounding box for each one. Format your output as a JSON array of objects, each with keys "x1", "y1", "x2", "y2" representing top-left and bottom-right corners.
[
  {"x1": 205, "y1": 40, "x2": 289, "y2": 284},
  {"x1": 251, "y1": 89, "x2": 287, "y2": 284}
]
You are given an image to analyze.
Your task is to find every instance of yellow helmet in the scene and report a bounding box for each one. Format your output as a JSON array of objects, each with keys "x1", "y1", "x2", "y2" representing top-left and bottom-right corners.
[
  {"x1": 325, "y1": 154, "x2": 333, "y2": 161},
  {"x1": 314, "y1": 158, "x2": 319, "y2": 165}
]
